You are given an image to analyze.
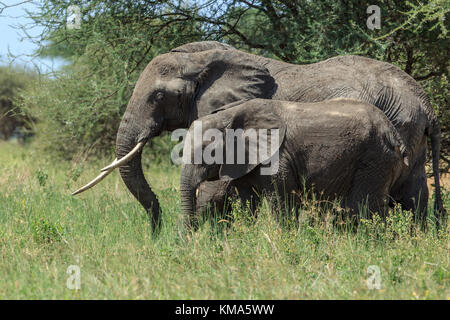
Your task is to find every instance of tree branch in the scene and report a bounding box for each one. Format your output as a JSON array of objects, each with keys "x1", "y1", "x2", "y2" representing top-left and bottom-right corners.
[
  {"x1": 0, "y1": 0, "x2": 32, "y2": 14},
  {"x1": 414, "y1": 71, "x2": 442, "y2": 81},
  {"x1": 404, "y1": 45, "x2": 414, "y2": 75}
]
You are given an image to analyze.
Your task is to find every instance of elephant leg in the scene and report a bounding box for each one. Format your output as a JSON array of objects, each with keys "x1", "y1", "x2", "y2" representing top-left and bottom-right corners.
[
  {"x1": 345, "y1": 165, "x2": 392, "y2": 220},
  {"x1": 345, "y1": 188, "x2": 389, "y2": 221},
  {"x1": 391, "y1": 154, "x2": 429, "y2": 222},
  {"x1": 392, "y1": 166, "x2": 429, "y2": 222}
]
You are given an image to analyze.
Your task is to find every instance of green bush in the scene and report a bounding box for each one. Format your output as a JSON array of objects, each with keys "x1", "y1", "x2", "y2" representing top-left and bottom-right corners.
[
  {"x1": 18, "y1": 0, "x2": 203, "y2": 160},
  {"x1": 20, "y1": 57, "x2": 131, "y2": 159},
  {"x1": 30, "y1": 217, "x2": 63, "y2": 244},
  {"x1": 18, "y1": 0, "x2": 449, "y2": 164},
  {"x1": 0, "y1": 66, "x2": 35, "y2": 140}
]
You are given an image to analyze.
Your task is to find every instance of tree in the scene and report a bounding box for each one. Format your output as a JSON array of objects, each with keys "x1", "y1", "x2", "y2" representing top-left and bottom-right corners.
[
  {"x1": 16, "y1": 0, "x2": 449, "y2": 162},
  {"x1": 0, "y1": 66, "x2": 34, "y2": 141},
  {"x1": 20, "y1": 0, "x2": 205, "y2": 158}
]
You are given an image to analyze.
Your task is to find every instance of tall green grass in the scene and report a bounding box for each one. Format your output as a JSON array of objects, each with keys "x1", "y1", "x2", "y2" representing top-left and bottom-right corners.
[{"x1": 0, "y1": 141, "x2": 448, "y2": 299}]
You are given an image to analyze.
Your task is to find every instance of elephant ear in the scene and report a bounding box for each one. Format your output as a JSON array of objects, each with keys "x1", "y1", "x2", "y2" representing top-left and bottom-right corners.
[
  {"x1": 171, "y1": 41, "x2": 235, "y2": 53},
  {"x1": 180, "y1": 49, "x2": 276, "y2": 117},
  {"x1": 219, "y1": 101, "x2": 286, "y2": 181}
]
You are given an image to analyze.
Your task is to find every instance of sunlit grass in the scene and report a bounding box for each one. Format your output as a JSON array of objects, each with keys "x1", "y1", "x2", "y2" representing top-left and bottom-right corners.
[{"x1": 0, "y1": 141, "x2": 448, "y2": 299}]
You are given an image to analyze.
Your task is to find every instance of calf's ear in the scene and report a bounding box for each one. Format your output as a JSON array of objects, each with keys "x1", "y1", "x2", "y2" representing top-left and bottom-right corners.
[{"x1": 219, "y1": 103, "x2": 286, "y2": 180}]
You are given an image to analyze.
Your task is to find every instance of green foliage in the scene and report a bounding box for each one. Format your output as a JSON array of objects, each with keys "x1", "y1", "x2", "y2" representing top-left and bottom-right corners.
[
  {"x1": 21, "y1": 0, "x2": 203, "y2": 158},
  {"x1": 423, "y1": 73, "x2": 449, "y2": 170},
  {"x1": 21, "y1": 60, "x2": 129, "y2": 158},
  {"x1": 35, "y1": 169, "x2": 49, "y2": 187},
  {"x1": 30, "y1": 218, "x2": 63, "y2": 244},
  {"x1": 17, "y1": 0, "x2": 449, "y2": 162},
  {"x1": 0, "y1": 66, "x2": 35, "y2": 140},
  {"x1": 360, "y1": 206, "x2": 417, "y2": 242}
]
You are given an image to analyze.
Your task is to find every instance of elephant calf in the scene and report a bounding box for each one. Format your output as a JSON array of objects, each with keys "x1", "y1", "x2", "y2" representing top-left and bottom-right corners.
[{"x1": 180, "y1": 98, "x2": 409, "y2": 226}]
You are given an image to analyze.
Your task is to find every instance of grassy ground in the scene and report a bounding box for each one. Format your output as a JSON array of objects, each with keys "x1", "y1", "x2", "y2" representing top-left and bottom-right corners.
[{"x1": 0, "y1": 141, "x2": 448, "y2": 299}]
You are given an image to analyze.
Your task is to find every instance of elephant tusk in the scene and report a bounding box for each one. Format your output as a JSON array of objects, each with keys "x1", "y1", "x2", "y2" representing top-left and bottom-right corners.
[
  {"x1": 72, "y1": 169, "x2": 114, "y2": 196},
  {"x1": 72, "y1": 141, "x2": 146, "y2": 196},
  {"x1": 100, "y1": 141, "x2": 145, "y2": 172}
]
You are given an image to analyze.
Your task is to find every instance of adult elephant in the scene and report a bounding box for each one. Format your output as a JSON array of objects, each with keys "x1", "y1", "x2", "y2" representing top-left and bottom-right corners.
[{"x1": 73, "y1": 41, "x2": 445, "y2": 227}]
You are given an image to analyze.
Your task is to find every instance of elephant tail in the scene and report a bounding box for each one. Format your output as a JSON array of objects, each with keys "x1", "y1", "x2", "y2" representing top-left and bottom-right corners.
[
  {"x1": 418, "y1": 87, "x2": 446, "y2": 227},
  {"x1": 430, "y1": 122, "x2": 447, "y2": 227}
]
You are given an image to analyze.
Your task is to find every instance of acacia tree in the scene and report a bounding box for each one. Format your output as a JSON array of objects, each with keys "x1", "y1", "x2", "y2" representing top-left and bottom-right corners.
[
  {"x1": 0, "y1": 67, "x2": 34, "y2": 141},
  {"x1": 166, "y1": 1, "x2": 449, "y2": 158},
  {"x1": 12, "y1": 0, "x2": 449, "y2": 162},
  {"x1": 18, "y1": 0, "x2": 205, "y2": 158}
]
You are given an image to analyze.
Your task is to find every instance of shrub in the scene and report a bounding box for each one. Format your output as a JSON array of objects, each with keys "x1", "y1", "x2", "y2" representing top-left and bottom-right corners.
[
  {"x1": 0, "y1": 66, "x2": 35, "y2": 141},
  {"x1": 30, "y1": 217, "x2": 63, "y2": 244}
]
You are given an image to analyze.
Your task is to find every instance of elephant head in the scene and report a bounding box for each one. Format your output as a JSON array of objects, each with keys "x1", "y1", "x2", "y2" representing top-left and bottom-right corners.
[{"x1": 72, "y1": 42, "x2": 276, "y2": 228}]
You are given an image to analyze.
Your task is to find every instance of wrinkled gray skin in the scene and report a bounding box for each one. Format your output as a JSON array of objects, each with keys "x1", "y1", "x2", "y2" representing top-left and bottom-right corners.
[
  {"x1": 116, "y1": 41, "x2": 444, "y2": 228},
  {"x1": 180, "y1": 98, "x2": 408, "y2": 226}
]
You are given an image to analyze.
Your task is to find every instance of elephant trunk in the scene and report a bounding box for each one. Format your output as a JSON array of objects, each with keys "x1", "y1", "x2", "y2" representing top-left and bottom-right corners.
[
  {"x1": 180, "y1": 167, "x2": 198, "y2": 229},
  {"x1": 116, "y1": 109, "x2": 162, "y2": 229}
]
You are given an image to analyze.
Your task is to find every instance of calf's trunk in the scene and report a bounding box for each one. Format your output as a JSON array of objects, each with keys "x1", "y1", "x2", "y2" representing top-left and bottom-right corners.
[{"x1": 180, "y1": 168, "x2": 198, "y2": 230}]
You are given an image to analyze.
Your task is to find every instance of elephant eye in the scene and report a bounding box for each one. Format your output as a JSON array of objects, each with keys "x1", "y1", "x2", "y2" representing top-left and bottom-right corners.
[{"x1": 151, "y1": 90, "x2": 165, "y2": 103}]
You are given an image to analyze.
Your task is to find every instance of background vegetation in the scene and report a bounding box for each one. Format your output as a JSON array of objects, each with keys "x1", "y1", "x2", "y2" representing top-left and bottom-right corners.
[
  {"x1": 10, "y1": 0, "x2": 449, "y2": 164},
  {"x1": 0, "y1": 66, "x2": 34, "y2": 141}
]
